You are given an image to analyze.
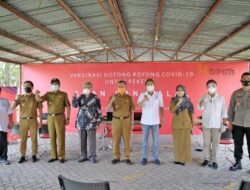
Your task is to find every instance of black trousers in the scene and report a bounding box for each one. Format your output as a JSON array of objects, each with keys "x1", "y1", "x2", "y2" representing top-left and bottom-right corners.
[
  {"x1": 232, "y1": 125, "x2": 250, "y2": 161},
  {"x1": 0, "y1": 131, "x2": 8, "y2": 160}
]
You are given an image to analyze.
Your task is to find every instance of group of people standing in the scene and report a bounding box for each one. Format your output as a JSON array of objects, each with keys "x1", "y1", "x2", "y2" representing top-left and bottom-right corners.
[{"x1": 0, "y1": 72, "x2": 249, "y2": 174}]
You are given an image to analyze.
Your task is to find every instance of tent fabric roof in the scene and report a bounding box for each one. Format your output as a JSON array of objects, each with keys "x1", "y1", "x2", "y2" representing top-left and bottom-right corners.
[{"x1": 0, "y1": 0, "x2": 249, "y2": 64}]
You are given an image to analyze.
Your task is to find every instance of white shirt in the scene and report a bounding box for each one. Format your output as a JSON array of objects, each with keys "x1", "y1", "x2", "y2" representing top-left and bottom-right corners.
[
  {"x1": 197, "y1": 93, "x2": 228, "y2": 129},
  {"x1": 137, "y1": 91, "x2": 164, "y2": 125},
  {"x1": 0, "y1": 97, "x2": 12, "y2": 132}
]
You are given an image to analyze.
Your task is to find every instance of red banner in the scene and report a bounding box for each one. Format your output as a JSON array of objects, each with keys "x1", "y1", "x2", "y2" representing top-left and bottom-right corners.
[{"x1": 22, "y1": 61, "x2": 249, "y2": 134}]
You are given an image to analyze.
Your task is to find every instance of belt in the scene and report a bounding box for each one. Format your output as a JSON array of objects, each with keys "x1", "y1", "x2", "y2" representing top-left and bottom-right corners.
[
  {"x1": 113, "y1": 115, "x2": 130, "y2": 120},
  {"x1": 48, "y1": 113, "x2": 64, "y2": 116},
  {"x1": 21, "y1": 117, "x2": 34, "y2": 120}
]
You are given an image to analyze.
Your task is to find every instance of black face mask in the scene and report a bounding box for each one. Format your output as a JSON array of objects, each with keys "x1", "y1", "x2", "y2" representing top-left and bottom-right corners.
[
  {"x1": 24, "y1": 87, "x2": 32, "y2": 93},
  {"x1": 241, "y1": 80, "x2": 250, "y2": 87}
]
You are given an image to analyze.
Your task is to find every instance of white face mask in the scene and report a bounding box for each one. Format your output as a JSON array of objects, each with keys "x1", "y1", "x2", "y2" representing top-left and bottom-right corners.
[
  {"x1": 146, "y1": 85, "x2": 154, "y2": 92},
  {"x1": 83, "y1": 88, "x2": 91, "y2": 95},
  {"x1": 51, "y1": 84, "x2": 59, "y2": 92},
  {"x1": 208, "y1": 86, "x2": 217, "y2": 94}
]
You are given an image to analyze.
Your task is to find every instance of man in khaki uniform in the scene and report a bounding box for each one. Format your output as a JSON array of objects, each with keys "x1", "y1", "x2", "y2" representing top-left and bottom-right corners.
[
  {"x1": 35, "y1": 78, "x2": 70, "y2": 163},
  {"x1": 11, "y1": 81, "x2": 43, "y2": 163},
  {"x1": 108, "y1": 80, "x2": 134, "y2": 165}
]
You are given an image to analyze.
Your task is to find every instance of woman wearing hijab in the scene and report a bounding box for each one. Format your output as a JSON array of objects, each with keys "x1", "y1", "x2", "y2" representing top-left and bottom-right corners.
[{"x1": 169, "y1": 85, "x2": 194, "y2": 165}]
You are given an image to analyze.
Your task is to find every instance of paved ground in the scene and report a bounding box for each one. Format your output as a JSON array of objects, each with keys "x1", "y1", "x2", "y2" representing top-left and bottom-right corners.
[{"x1": 0, "y1": 133, "x2": 249, "y2": 190}]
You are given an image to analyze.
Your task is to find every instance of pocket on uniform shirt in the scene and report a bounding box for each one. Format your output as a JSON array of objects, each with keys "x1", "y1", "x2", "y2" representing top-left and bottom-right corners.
[{"x1": 247, "y1": 96, "x2": 250, "y2": 106}]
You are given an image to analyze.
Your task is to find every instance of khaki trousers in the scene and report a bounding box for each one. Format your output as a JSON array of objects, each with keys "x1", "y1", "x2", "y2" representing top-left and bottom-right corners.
[
  {"x1": 19, "y1": 119, "x2": 38, "y2": 157},
  {"x1": 203, "y1": 128, "x2": 221, "y2": 162},
  {"x1": 112, "y1": 118, "x2": 131, "y2": 160},
  {"x1": 48, "y1": 115, "x2": 66, "y2": 160}
]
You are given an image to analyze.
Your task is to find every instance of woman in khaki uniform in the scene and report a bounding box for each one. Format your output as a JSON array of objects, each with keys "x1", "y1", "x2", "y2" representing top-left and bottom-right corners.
[{"x1": 169, "y1": 85, "x2": 194, "y2": 165}]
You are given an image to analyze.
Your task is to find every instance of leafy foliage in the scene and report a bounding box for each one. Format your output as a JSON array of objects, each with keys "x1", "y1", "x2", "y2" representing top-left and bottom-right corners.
[{"x1": 0, "y1": 62, "x2": 20, "y2": 87}]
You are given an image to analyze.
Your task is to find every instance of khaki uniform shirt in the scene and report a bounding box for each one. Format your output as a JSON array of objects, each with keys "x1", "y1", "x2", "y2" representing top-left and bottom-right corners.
[
  {"x1": 15, "y1": 94, "x2": 42, "y2": 118},
  {"x1": 110, "y1": 94, "x2": 134, "y2": 117},
  {"x1": 41, "y1": 91, "x2": 70, "y2": 114},
  {"x1": 228, "y1": 88, "x2": 250, "y2": 127}
]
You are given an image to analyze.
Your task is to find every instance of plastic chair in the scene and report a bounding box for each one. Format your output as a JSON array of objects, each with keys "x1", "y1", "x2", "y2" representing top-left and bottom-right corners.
[
  {"x1": 131, "y1": 112, "x2": 142, "y2": 149},
  {"x1": 219, "y1": 128, "x2": 234, "y2": 163},
  {"x1": 98, "y1": 122, "x2": 112, "y2": 151},
  {"x1": 220, "y1": 128, "x2": 233, "y2": 151},
  {"x1": 58, "y1": 175, "x2": 110, "y2": 190},
  {"x1": 39, "y1": 113, "x2": 49, "y2": 139},
  {"x1": 10, "y1": 123, "x2": 21, "y2": 142},
  {"x1": 238, "y1": 180, "x2": 250, "y2": 190},
  {"x1": 39, "y1": 124, "x2": 50, "y2": 139}
]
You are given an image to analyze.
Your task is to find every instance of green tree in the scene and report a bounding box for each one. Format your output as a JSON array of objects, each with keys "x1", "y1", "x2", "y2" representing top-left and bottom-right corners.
[{"x1": 0, "y1": 62, "x2": 20, "y2": 87}]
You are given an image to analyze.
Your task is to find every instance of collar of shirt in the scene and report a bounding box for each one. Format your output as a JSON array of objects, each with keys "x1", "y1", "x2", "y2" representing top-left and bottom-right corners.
[
  {"x1": 147, "y1": 91, "x2": 155, "y2": 96},
  {"x1": 51, "y1": 90, "x2": 61, "y2": 94},
  {"x1": 24, "y1": 93, "x2": 34, "y2": 96},
  {"x1": 116, "y1": 93, "x2": 128, "y2": 97},
  {"x1": 143, "y1": 91, "x2": 158, "y2": 98},
  {"x1": 208, "y1": 92, "x2": 218, "y2": 97}
]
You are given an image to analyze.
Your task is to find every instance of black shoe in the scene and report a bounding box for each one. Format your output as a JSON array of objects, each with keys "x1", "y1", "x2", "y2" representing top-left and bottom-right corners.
[
  {"x1": 59, "y1": 159, "x2": 65, "y2": 163},
  {"x1": 91, "y1": 157, "x2": 97, "y2": 164},
  {"x1": 141, "y1": 158, "x2": 147, "y2": 165},
  {"x1": 32, "y1": 155, "x2": 37, "y2": 162},
  {"x1": 18, "y1": 156, "x2": 25, "y2": 164},
  {"x1": 48, "y1": 158, "x2": 57, "y2": 163},
  {"x1": 211, "y1": 162, "x2": 218, "y2": 170},
  {"x1": 201, "y1": 160, "x2": 209, "y2": 167},
  {"x1": 229, "y1": 161, "x2": 242, "y2": 171},
  {"x1": 125, "y1": 159, "x2": 132, "y2": 165},
  {"x1": 154, "y1": 159, "x2": 161, "y2": 165},
  {"x1": 78, "y1": 158, "x2": 88, "y2": 163},
  {"x1": 174, "y1": 161, "x2": 185, "y2": 166},
  {"x1": 111, "y1": 159, "x2": 120, "y2": 164}
]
